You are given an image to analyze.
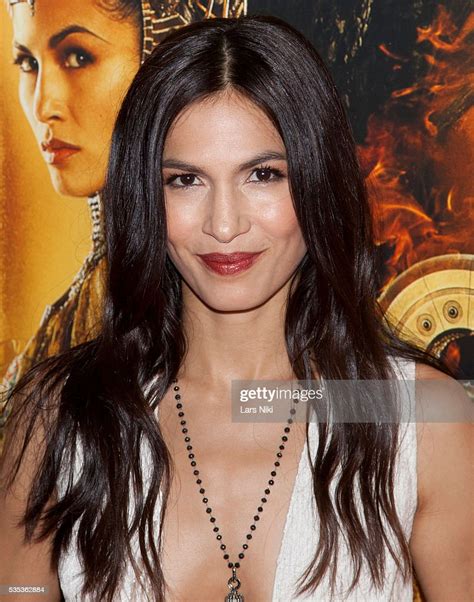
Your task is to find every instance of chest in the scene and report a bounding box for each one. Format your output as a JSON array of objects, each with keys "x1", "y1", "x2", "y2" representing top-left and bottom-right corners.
[{"x1": 157, "y1": 408, "x2": 308, "y2": 602}]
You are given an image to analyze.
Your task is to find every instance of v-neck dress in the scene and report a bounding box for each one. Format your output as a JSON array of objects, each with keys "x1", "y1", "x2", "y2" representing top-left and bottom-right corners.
[{"x1": 57, "y1": 357, "x2": 417, "y2": 601}]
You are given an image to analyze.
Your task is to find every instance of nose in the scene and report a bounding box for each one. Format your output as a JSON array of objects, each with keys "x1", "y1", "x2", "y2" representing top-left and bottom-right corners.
[
  {"x1": 33, "y1": 63, "x2": 66, "y2": 124},
  {"x1": 202, "y1": 184, "x2": 251, "y2": 244}
]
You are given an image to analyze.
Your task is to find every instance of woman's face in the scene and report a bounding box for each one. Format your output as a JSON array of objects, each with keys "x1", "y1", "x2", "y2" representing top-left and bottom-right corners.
[
  {"x1": 11, "y1": 0, "x2": 141, "y2": 197},
  {"x1": 163, "y1": 90, "x2": 308, "y2": 312}
]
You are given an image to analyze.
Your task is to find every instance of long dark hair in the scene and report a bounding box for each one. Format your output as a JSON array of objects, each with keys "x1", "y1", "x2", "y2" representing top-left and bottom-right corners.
[{"x1": 1, "y1": 15, "x2": 453, "y2": 601}]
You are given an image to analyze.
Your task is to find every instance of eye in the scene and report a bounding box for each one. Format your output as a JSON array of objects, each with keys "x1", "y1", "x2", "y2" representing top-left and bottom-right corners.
[
  {"x1": 165, "y1": 173, "x2": 200, "y2": 189},
  {"x1": 12, "y1": 53, "x2": 37, "y2": 73},
  {"x1": 63, "y1": 47, "x2": 94, "y2": 69},
  {"x1": 248, "y1": 165, "x2": 285, "y2": 183}
]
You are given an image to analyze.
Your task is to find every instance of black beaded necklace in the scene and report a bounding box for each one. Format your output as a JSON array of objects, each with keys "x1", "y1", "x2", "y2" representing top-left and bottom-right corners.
[{"x1": 171, "y1": 377, "x2": 300, "y2": 601}]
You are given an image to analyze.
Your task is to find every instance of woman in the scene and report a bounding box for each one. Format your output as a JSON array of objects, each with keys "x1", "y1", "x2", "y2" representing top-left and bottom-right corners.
[
  {"x1": 0, "y1": 0, "x2": 245, "y2": 453},
  {"x1": 1, "y1": 15, "x2": 471, "y2": 602}
]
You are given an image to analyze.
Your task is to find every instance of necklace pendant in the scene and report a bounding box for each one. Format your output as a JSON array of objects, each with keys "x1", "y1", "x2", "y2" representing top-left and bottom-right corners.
[{"x1": 225, "y1": 567, "x2": 245, "y2": 601}]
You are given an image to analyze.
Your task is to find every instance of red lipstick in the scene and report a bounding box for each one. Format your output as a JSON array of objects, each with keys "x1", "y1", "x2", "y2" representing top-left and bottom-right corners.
[
  {"x1": 41, "y1": 138, "x2": 81, "y2": 166},
  {"x1": 197, "y1": 251, "x2": 265, "y2": 276}
]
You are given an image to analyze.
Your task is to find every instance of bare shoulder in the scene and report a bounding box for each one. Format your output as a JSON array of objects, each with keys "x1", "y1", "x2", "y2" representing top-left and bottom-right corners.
[
  {"x1": 409, "y1": 361, "x2": 473, "y2": 601},
  {"x1": 414, "y1": 359, "x2": 467, "y2": 385},
  {"x1": 413, "y1": 360, "x2": 472, "y2": 509},
  {"x1": 414, "y1": 360, "x2": 470, "y2": 406},
  {"x1": 414, "y1": 361, "x2": 447, "y2": 379}
]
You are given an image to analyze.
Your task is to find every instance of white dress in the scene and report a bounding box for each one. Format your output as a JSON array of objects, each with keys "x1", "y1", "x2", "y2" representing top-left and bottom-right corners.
[{"x1": 57, "y1": 357, "x2": 417, "y2": 601}]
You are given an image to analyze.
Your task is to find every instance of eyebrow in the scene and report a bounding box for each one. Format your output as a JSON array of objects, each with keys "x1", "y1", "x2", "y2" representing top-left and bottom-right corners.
[
  {"x1": 13, "y1": 24, "x2": 110, "y2": 54},
  {"x1": 162, "y1": 151, "x2": 287, "y2": 173}
]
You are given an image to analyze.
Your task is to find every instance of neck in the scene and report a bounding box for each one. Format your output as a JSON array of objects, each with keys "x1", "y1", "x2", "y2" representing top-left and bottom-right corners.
[{"x1": 179, "y1": 281, "x2": 296, "y2": 388}]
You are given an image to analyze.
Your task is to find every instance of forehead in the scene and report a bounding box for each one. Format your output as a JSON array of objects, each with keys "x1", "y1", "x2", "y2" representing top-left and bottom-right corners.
[
  {"x1": 11, "y1": 0, "x2": 138, "y2": 48},
  {"x1": 164, "y1": 90, "x2": 285, "y2": 160}
]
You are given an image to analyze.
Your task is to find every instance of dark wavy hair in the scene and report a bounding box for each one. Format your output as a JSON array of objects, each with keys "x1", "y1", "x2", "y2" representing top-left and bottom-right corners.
[{"x1": 0, "y1": 14, "x2": 452, "y2": 602}]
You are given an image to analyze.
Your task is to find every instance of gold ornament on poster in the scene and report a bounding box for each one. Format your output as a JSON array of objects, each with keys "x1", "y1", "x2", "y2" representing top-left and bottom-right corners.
[
  {"x1": 379, "y1": 253, "x2": 474, "y2": 397},
  {"x1": 141, "y1": 0, "x2": 247, "y2": 63}
]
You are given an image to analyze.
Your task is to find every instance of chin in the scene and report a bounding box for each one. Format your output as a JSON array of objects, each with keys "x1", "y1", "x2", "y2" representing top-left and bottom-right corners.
[
  {"x1": 50, "y1": 174, "x2": 101, "y2": 199},
  {"x1": 199, "y1": 290, "x2": 270, "y2": 312}
]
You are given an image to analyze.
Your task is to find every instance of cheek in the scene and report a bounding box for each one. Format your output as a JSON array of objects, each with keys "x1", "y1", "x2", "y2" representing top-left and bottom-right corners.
[
  {"x1": 165, "y1": 199, "x2": 202, "y2": 251},
  {"x1": 19, "y1": 81, "x2": 34, "y2": 123},
  {"x1": 100, "y1": 57, "x2": 140, "y2": 112},
  {"x1": 258, "y1": 194, "x2": 303, "y2": 240},
  {"x1": 80, "y1": 62, "x2": 139, "y2": 143}
]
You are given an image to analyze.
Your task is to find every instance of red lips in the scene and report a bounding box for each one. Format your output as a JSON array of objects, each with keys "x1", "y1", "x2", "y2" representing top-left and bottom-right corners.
[
  {"x1": 197, "y1": 251, "x2": 265, "y2": 276},
  {"x1": 198, "y1": 252, "x2": 261, "y2": 263},
  {"x1": 41, "y1": 138, "x2": 81, "y2": 166}
]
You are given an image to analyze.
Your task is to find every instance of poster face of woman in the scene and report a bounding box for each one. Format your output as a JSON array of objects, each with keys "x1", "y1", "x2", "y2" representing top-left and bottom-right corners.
[{"x1": 10, "y1": 0, "x2": 142, "y2": 198}]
